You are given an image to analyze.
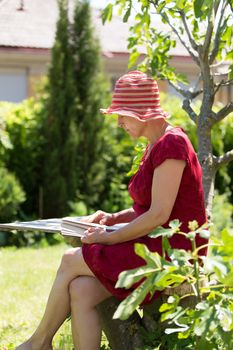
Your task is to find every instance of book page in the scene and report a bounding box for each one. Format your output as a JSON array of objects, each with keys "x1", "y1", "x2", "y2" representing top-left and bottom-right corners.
[{"x1": 61, "y1": 217, "x2": 128, "y2": 237}]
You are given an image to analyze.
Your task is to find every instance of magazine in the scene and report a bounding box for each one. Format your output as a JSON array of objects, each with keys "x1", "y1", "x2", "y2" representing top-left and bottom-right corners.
[
  {"x1": 0, "y1": 217, "x2": 127, "y2": 238},
  {"x1": 61, "y1": 217, "x2": 127, "y2": 237},
  {"x1": 0, "y1": 218, "x2": 61, "y2": 233}
]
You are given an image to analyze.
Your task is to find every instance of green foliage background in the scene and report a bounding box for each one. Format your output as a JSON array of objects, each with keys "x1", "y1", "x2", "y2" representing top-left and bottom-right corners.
[
  {"x1": 0, "y1": 91, "x2": 232, "y2": 246},
  {"x1": 0, "y1": 0, "x2": 232, "y2": 245}
]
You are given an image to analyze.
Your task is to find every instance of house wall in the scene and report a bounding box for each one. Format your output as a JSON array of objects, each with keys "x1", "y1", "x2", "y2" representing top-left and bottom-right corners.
[
  {"x1": 0, "y1": 47, "x2": 50, "y2": 101},
  {"x1": 0, "y1": 47, "x2": 232, "y2": 104}
]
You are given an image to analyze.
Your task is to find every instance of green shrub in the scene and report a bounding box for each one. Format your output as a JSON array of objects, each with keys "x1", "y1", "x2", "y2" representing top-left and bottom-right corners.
[
  {"x1": 0, "y1": 166, "x2": 25, "y2": 222},
  {"x1": 0, "y1": 166, "x2": 26, "y2": 246},
  {"x1": 114, "y1": 221, "x2": 233, "y2": 349},
  {"x1": 0, "y1": 102, "x2": 14, "y2": 164},
  {"x1": 212, "y1": 192, "x2": 233, "y2": 236},
  {"x1": 3, "y1": 97, "x2": 46, "y2": 217}
]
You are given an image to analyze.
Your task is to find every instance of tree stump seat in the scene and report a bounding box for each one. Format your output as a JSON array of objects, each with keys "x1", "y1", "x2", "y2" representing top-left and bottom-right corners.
[
  {"x1": 66, "y1": 237, "x2": 198, "y2": 349},
  {"x1": 97, "y1": 283, "x2": 197, "y2": 350}
]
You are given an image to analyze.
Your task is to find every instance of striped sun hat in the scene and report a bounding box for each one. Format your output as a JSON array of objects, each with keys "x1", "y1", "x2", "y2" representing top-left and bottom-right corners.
[{"x1": 100, "y1": 70, "x2": 169, "y2": 120}]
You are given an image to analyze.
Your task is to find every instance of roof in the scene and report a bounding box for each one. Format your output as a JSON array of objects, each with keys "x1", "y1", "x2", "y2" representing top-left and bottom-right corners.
[{"x1": 0, "y1": 0, "x2": 188, "y2": 56}]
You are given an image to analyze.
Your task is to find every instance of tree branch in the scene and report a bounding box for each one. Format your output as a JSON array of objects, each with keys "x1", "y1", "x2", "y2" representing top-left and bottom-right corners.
[
  {"x1": 203, "y1": 14, "x2": 214, "y2": 60},
  {"x1": 179, "y1": 10, "x2": 199, "y2": 51},
  {"x1": 161, "y1": 13, "x2": 200, "y2": 65},
  {"x1": 182, "y1": 99, "x2": 198, "y2": 124},
  {"x1": 213, "y1": 77, "x2": 233, "y2": 95},
  {"x1": 214, "y1": 149, "x2": 233, "y2": 168},
  {"x1": 210, "y1": 60, "x2": 226, "y2": 68},
  {"x1": 215, "y1": 78, "x2": 233, "y2": 88},
  {"x1": 212, "y1": 72, "x2": 231, "y2": 77},
  {"x1": 168, "y1": 80, "x2": 203, "y2": 99},
  {"x1": 210, "y1": 101, "x2": 233, "y2": 124},
  {"x1": 209, "y1": 1, "x2": 227, "y2": 64},
  {"x1": 148, "y1": 2, "x2": 200, "y2": 66}
]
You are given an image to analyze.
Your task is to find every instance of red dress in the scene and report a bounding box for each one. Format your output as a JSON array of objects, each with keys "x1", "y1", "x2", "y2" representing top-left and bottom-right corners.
[{"x1": 82, "y1": 127, "x2": 207, "y2": 303}]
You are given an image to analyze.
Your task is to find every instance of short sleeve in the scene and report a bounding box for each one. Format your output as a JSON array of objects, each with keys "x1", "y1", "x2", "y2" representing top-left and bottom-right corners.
[{"x1": 150, "y1": 133, "x2": 189, "y2": 169}]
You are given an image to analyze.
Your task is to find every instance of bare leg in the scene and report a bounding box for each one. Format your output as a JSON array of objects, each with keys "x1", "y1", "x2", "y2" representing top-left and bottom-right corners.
[
  {"x1": 16, "y1": 247, "x2": 94, "y2": 350},
  {"x1": 69, "y1": 276, "x2": 111, "y2": 350}
]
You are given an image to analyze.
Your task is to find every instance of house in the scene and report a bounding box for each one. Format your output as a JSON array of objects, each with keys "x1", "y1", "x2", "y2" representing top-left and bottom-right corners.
[{"x1": 0, "y1": 0, "x2": 231, "y2": 104}]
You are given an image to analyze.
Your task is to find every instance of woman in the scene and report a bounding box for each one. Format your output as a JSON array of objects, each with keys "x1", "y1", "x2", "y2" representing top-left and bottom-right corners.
[{"x1": 16, "y1": 71, "x2": 207, "y2": 350}]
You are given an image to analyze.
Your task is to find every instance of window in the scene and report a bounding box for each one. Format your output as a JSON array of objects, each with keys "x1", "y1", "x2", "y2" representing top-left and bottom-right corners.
[{"x1": 0, "y1": 71, "x2": 27, "y2": 102}]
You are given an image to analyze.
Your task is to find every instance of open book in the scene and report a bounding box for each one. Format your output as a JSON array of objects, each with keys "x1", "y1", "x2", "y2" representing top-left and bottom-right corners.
[
  {"x1": 0, "y1": 218, "x2": 61, "y2": 233},
  {"x1": 0, "y1": 217, "x2": 127, "y2": 238},
  {"x1": 61, "y1": 217, "x2": 127, "y2": 237}
]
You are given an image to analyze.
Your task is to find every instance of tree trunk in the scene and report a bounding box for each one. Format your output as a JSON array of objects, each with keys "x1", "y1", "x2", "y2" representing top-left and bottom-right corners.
[
  {"x1": 197, "y1": 119, "x2": 216, "y2": 218},
  {"x1": 97, "y1": 297, "x2": 144, "y2": 350},
  {"x1": 97, "y1": 285, "x2": 197, "y2": 350}
]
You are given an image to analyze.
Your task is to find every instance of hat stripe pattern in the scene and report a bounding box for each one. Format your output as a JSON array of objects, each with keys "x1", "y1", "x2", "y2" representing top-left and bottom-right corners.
[{"x1": 100, "y1": 71, "x2": 169, "y2": 120}]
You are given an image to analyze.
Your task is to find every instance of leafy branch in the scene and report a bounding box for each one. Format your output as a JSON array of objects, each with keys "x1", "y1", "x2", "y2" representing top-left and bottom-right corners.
[
  {"x1": 179, "y1": 10, "x2": 199, "y2": 51},
  {"x1": 209, "y1": 0, "x2": 229, "y2": 64},
  {"x1": 113, "y1": 220, "x2": 233, "y2": 349},
  {"x1": 157, "y1": 10, "x2": 200, "y2": 66}
]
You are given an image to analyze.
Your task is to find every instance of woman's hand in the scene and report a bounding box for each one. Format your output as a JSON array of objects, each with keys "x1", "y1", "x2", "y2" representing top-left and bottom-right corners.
[
  {"x1": 82, "y1": 210, "x2": 116, "y2": 226},
  {"x1": 81, "y1": 226, "x2": 111, "y2": 244}
]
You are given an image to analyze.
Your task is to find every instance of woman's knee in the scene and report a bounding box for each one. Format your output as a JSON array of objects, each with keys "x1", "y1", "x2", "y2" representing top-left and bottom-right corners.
[
  {"x1": 69, "y1": 277, "x2": 95, "y2": 304},
  {"x1": 58, "y1": 247, "x2": 81, "y2": 273}
]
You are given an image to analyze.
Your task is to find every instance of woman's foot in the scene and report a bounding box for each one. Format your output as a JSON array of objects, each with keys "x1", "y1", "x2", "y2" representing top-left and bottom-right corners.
[{"x1": 15, "y1": 339, "x2": 53, "y2": 350}]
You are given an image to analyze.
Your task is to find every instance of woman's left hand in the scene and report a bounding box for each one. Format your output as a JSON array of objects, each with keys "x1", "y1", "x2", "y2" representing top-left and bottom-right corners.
[{"x1": 81, "y1": 227, "x2": 111, "y2": 244}]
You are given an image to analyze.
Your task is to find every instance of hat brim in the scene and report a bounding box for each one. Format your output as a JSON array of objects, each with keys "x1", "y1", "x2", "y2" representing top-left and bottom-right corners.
[{"x1": 100, "y1": 108, "x2": 170, "y2": 121}]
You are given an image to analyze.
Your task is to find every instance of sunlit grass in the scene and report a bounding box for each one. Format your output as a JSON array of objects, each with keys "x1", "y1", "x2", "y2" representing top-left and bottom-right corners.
[{"x1": 0, "y1": 244, "x2": 110, "y2": 349}]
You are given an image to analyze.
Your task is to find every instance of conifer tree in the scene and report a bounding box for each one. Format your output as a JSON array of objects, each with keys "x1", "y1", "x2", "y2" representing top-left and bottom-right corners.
[
  {"x1": 71, "y1": 0, "x2": 109, "y2": 211},
  {"x1": 41, "y1": 0, "x2": 109, "y2": 217},
  {"x1": 41, "y1": 0, "x2": 78, "y2": 217}
]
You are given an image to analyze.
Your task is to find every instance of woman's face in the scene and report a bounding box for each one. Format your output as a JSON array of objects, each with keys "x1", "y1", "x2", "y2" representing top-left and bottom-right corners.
[{"x1": 118, "y1": 115, "x2": 144, "y2": 138}]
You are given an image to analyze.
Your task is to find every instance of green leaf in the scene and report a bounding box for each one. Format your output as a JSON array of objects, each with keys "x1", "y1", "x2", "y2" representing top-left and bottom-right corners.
[
  {"x1": 152, "y1": 269, "x2": 185, "y2": 289},
  {"x1": 162, "y1": 305, "x2": 187, "y2": 322},
  {"x1": 101, "y1": 4, "x2": 113, "y2": 24},
  {"x1": 194, "y1": 0, "x2": 205, "y2": 18},
  {"x1": 194, "y1": 306, "x2": 214, "y2": 336},
  {"x1": 195, "y1": 337, "x2": 215, "y2": 350},
  {"x1": 198, "y1": 229, "x2": 210, "y2": 239},
  {"x1": 165, "y1": 325, "x2": 189, "y2": 334},
  {"x1": 169, "y1": 219, "x2": 182, "y2": 231},
  {"x1": 221, "y1": 229, "x2": 233, "y2": 253},
  {"x1": 228, "y1": 65, "x2": 233, "y2": 80},
  {"x1": 222, "y1": 25, "x2": 232, "y2": 47},
  {"x1": 128, "y1": 51, "x2": 140, "y2": 68},
  {"x1": 170, "y1": 248, "x2": 193, "y2": 263},
  {"x1": 220, "y1": 270, "x2": 233, "y2": 287},
  {"x1": 113, "y1": 276, "x2": 154, "y2": 320},
  {"x1": 149, "y1": 226, "x2": 175, "y2": 239},
  {"x1": 178, "y1": 328, "x2": 192, "y2": 339},
  {"x1": 204, "y1": 256, "x2": 228, "y2": 277},
  {"x1": 116, "y1": 265, "x2": 159, "y2": 289},
  {"x1": 187, "y1": 232, "x2": 196, "y2": 240},
  {"x1": 215, "y1": 305, "x2": 233, "y2": 332},
  {"x1": 134, "y1": 243, "x2": 163, "y2": 268},
  {"x1": 156, "y1": 1, "x2": 166, "y2": 13},
  {"x1": 226, "y1": 50, "x2": 233, "y2": 60},
  {"x1": 123, "y1": 3, "x2": 131, "y2": 23},
  {"x1": 159, "y1": 302, "x2": 175, "y2": 312},
  {"x1": 162, "y1": 236, "x2": 171, "y2": 253}
]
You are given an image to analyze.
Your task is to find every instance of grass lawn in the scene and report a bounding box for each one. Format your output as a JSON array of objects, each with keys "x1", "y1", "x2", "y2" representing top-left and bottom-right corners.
[{"x1": 0, "y1": 243, "x2": 110, "y2": 350}]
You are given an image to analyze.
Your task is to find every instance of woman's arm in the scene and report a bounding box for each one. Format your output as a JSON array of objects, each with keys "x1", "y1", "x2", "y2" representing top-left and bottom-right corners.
[
  {"x1": 82, "y1": 208, "x2": 136, "y2": 225},
  {"x1": 81, "y1": 159, "x2": 186, "y2": 244},
  {"x1": 100, "y1": 208, "x2": 137, "y2": 225}
]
